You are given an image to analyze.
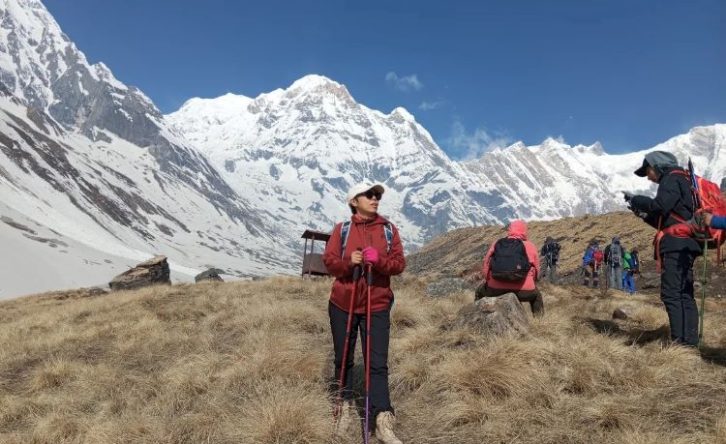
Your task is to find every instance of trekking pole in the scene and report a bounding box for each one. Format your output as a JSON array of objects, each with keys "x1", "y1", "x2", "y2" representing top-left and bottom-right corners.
[
  {"x1": 334, "y1": 264, "x2": 361, "y2": 422},
  {"x1": 698, "y1": 241, "x2": 709, "y2": 348},
  {"x1": 364, "y1": 262, "x2": 373, "y2": 444}
]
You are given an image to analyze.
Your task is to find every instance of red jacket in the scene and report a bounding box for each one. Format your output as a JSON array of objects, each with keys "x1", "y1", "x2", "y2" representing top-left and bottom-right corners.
[
  {"x1": 482, "y1": 220, "x2": 540, "y2": 291},
  {"x1": 323, "y1": 214, "x2": 406, "y2": 314}
]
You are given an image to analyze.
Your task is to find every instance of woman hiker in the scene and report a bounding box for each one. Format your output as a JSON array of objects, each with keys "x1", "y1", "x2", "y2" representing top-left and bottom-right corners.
[{"x1": 323, "y1": 183, "x2": 406, "y2": 444}]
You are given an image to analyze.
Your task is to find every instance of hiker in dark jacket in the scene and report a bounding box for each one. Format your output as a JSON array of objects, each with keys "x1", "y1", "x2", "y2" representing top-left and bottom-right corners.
[
  {"x1": 539, "y1": 236, "x2": 560, "y2": 283},
  {"x1": 476, "y1": 220, "x2": 543, "y2": 316},
  {"x1": 625, "y1": 151, "x2": 702, "y2": 346},
  {"x1": 323, "y1": 183, "x2": 405, "y2": 444},
  {"x1": 604, "y1": 237, "x2": 624, "y2": 291},
  {"x1": 630, "y1": 248, "x2": 641, "y2": 274}
]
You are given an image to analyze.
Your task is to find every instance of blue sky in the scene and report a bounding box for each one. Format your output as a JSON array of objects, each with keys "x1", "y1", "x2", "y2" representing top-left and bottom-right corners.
[{"x1": 45, "y1": 0, "x2": 725, "y2": 158}]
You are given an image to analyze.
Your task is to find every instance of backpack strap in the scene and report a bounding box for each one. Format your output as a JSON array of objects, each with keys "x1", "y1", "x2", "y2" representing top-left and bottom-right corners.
[
  {"x1": 340, "y1": 221, "x2": 352, "y2": 258},
  {"x1": 384, "y1": 223, "x2": 394, "y2": 253},
  {"x1": 341, "y1": 221, "x2": 394, "y2": 257}
]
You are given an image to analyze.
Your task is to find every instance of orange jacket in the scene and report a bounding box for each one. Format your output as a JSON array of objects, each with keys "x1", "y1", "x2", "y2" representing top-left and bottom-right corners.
[
  {"x1": 323, "y1": 214, "x2": 406, "y2": 313},
  {"x1": 482, "y1": 220, "x2": 540, "y2": 291}
]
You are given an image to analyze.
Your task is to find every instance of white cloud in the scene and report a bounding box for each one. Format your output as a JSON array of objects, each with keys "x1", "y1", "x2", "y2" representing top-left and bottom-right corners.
[
  {"x1": 419, "y1": 100, "x2": 442, "y2": 111},
  {"x1": 446, "y1": 120, "x2": 512, "y2": 160},
  {"x1": 385, "y1": 72, "x2": 423, "y2": 92}
]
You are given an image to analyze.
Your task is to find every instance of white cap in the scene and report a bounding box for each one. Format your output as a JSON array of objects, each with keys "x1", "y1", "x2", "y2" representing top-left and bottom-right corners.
[{"x1": 346, "y1": 183, "x2": 385, "y2": 203}]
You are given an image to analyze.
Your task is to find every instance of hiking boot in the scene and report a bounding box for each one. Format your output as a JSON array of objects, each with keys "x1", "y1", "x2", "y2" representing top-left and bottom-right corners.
[
  {"x1": 375, "y1": 411, "x2": 403, "y2": 444},
  {"x1": 334, "y1": 400, "x2": 355, "y2": 436}
]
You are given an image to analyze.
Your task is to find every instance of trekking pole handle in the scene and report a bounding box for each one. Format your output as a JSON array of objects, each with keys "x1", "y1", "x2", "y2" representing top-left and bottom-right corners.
[
  {"x1": 366, "y1": 263, "x2": 374, "y2": 285},
  {"x1": 352, "y1": 248, "x2": 363, "y2": 281}
]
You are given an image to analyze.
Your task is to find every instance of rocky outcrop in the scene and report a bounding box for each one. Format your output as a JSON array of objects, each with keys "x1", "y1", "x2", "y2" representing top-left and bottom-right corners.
[
  {"x1": 454, "y1": 293, "x2": 530, "y2": 337},
  {"x1": 109, "y1": 256, "x2": 171, "y2": 291},
  {"x1": 612, "y1": 306, "x2": 634, "y2": 320},
  {"x1": 195, "y1": 268, "x2": 224, "y2": 283}
]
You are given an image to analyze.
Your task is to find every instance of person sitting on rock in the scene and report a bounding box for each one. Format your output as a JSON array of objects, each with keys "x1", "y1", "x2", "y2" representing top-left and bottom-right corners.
[{"x1": 475, "y1": 220, "x2": 543, "y2": 316}]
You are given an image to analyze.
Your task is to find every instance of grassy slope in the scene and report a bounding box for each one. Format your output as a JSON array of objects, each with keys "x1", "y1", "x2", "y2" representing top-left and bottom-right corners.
[
  {"x1": 2, "y1": 274, "x2": 726, "y2": 443},
  {"x1": 407, "y1": 211, "x2": 659, "y2": 278}
]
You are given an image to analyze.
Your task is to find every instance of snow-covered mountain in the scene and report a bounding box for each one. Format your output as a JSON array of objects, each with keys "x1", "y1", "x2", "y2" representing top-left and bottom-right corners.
[
  {"x1": 167, "y1": 75, "x2": 506, "y2": 247},
  {"x1": 167, "y1": 76, "x2": 726, "y2": 252},
  {"x1": 1, "y1": 0, "x2": 725, "y2": 299},
  {"x1": 463, "y1": 125, "x2": 726, "y2": 220},
  {"x1": 0, "y1": 0, "x2": 296, "y2": 298}
]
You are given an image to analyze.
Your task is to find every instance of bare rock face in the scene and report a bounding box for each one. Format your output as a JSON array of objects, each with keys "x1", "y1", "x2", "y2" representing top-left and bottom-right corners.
[
  {"x1": 109, "y1": 256, "x2": 171, "y2": 291},
  {"x1": 639, "y1": 272, "x2": 660, "y2": 290},
  {"x1": 195, "y1": 268, "x2": 224, "y2": 283},
  {"x1": 454, "y1": 293, "x2": 530, "y2": 336}
]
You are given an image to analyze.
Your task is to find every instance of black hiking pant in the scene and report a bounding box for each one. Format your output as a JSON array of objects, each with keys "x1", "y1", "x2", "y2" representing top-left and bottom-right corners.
[
  {"x1": 583, "y1": 264, "x2": 600, "y2": 288},
  {"x1": 475, "y1": 284, "x2": 544, "y2": 317},
  {"x1": 660, "y1": 250, "x2": 699, "y2": 346},
  {"x1": 329, "y1": 302, "x2": 393, "y2": 420},
  {"x1": 540, "y1": 260, "x2": 557, "y2": 284}
]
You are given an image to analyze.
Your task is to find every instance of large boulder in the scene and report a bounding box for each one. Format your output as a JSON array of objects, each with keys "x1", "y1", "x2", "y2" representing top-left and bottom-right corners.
[
  {"x1": 612, "y1": 306, "x2": 634, "y2": 320},
  {"x1": 109, "y1": 256, "x2": 171, "y2": 291},
  {"x1": 426, "y1": 277, "x2": 476, "y2": 298},
  {"x1": 454, "y1": 293, "x2": 530, "y2": 336},
  {"x1": 195, "y1": 268, "x2": 224, "y2": 283},
  {"x1": 638, "y1": 272, "x2": 659, "y2": 290}
]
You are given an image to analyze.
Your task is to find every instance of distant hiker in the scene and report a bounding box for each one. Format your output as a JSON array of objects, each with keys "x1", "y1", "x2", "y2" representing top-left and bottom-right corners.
[
  {"x1": 604, "y1": 237, "x2": 624, "y2": 291},
  {"x1": 539, "y1": 236, "x2": 560, "y2": 283},
  {"x1": 630, "y1": 248, "x2": 641, "y2": 274},
  {"x1": 624, "y1": 151, "x2": 702, "y2": 347},
  {"x1": 582, "y1": 241, "x2": 603, "y2": 288},
  {"x1": 704, "y1": 213, "x2": 726, "y2": 229},
  {"x1": 475, "y1": 220, "x2": 543, "y2": 317},
  {"x1": 323, "y1": 183, "x2": 405, "y2": 443},
  {"x1": 622, "y1": 250, "x2": 636, "y2": 294}
]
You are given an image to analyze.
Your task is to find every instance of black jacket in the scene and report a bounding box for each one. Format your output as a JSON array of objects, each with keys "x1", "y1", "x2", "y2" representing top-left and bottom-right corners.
[{"x1": 629, "y1": 167, "x2": 702, "y2": 255}]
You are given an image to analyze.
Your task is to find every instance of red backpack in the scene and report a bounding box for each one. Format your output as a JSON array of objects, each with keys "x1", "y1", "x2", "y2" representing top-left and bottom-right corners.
[{"x1": 666, "y1": 167, "x2": 726, "y2": 262}]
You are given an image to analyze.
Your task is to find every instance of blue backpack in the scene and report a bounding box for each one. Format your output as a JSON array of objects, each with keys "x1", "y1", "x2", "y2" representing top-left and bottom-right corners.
[
  {"x1": 582, "y1": 246, "x2": 594, "y2": 266},
  {"x1": 340, "y1": 221, "x2": 393, "y2": 257}
]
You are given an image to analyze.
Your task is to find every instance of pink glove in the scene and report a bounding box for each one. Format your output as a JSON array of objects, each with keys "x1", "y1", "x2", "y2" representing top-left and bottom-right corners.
[{"x1": 362, "y1": 247, "x2": 379, "y2": 265}]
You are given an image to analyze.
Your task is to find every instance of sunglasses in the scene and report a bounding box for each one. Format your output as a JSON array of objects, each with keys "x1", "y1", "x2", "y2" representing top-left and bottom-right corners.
[{"x1": 357, "y1": 190, "x2": 382, "y2": 201}]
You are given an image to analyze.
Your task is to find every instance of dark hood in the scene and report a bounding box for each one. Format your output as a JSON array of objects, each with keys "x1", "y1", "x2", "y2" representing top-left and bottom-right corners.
[{"x1": 634, "y1": 151, "x2": 679, "y2": 178}]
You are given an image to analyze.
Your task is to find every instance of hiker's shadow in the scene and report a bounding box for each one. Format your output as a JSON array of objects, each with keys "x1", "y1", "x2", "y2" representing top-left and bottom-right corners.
[
  {"x1": 699, "y1": 347, "x2": 726, "y2": 367},
  {"x1": 584, "y1": 318, "x2": 670, "y2": 346}
]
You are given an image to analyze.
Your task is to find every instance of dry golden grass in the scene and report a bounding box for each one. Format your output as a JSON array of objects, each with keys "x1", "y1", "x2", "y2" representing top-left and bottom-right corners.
[{"x1": 1, "y1": 274, "x2": 726, "y2": 443}]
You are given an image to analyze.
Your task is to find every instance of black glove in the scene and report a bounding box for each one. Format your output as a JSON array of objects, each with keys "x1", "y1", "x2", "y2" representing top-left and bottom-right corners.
[{"x1": 623, "y1": 191, "x2": 634, "y2": 202}]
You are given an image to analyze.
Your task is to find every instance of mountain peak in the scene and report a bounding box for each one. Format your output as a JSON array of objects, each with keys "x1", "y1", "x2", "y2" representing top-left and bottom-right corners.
[
  {"x1": 390, "y1": 106, "x2": 416, "y2": 122},
  {"x1": 283, "y1": 74, "x2": 355, "y2": 106},
  {"x1": 288, "y1": 74, "x2": 340, "y2": 90}
]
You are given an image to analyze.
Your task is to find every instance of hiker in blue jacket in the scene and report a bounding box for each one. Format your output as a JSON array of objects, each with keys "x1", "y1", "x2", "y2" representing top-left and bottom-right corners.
[{"x1": 704, "y1": 213, "x2": 726, "y2": 229}]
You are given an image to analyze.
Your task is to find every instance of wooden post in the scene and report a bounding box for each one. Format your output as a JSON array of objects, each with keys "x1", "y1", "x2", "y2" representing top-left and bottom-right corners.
[
  {"x1": 302, "y1": 238, "x2": 308, "y2": 277},
  {"x1": 308, "y1": 239, "x2": 315, "y2": 278}
]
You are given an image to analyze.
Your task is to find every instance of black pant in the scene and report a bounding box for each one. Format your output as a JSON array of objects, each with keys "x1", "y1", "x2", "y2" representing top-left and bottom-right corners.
[
  {"x1": 329, "y1": 302, "x2": 393, "y2": 418},
  {"x1": 583, "y1": 264, "x2": 599, "y2": 288},
  {"x1": 475, "y1": 284, "x2": 544, "y2": 316},
  {"x1": 660, "y1": 250, "x2": 699, "y2": 346}
]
